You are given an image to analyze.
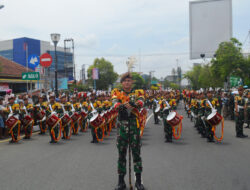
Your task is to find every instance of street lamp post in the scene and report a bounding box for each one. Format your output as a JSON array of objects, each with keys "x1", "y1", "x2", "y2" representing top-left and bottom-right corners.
[{"x1": 51, "y1": 33, "x2": 60, "y2": 97}]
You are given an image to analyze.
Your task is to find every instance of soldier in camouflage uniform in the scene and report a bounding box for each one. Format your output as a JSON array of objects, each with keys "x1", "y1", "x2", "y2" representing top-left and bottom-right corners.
[
  {"x1": 246, "y1": 91, "x2": 250, "y2": 128},
  {"x1": 235, "y1": 86, "x2": 248, "y2": 138},
  {"x1": 113, "y1": 72, "x2": 145, "y2": 190},
  {"x1": 161, "y1": 92, "x2": 172, "y2": 142}
]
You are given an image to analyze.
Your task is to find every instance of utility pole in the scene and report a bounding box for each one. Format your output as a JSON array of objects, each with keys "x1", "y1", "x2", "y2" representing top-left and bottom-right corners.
[{"x1": 149, "y1": 70, "x2": 155, "y2": 89}]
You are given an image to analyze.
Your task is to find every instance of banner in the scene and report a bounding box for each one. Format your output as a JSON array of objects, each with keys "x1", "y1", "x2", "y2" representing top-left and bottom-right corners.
[{"x1": 92, "y1": 68, "x2": 99, "y2": 80}]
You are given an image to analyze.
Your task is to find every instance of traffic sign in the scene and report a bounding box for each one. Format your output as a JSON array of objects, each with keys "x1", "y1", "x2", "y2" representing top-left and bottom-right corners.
[
  {"x1": 28, "y1": 55, "x2": 40, "y2": 70},
  {"x1": 230, "y1": 76, "x2": 242, "y2": 87},
  {"x1": 22, "y1": 72, "x2": 40, "y2": 80},
  {"x1": 40, "y1": 53, "x2": 53, "y2": 67}
]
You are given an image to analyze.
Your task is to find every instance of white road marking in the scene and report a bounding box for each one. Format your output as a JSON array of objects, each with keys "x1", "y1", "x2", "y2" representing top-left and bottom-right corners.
[{"x1": 145, "y1": 113, "x2": 153, "y2": 126}]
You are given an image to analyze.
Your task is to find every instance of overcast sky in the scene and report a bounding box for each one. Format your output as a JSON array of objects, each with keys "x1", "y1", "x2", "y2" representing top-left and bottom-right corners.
[{"x1": 0, "y1": 0, "x2": 250, "y2": 79}]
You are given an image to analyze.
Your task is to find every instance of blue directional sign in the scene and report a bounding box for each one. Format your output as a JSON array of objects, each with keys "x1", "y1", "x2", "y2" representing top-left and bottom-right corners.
[{"x1": 28, "y1": 55, "x2": 40, "y2": 70}]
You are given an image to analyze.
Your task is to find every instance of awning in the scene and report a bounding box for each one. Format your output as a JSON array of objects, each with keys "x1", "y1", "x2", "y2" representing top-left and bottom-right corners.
[{"x1": 0, "y1": 78, "x2": 40, "y2": 83}]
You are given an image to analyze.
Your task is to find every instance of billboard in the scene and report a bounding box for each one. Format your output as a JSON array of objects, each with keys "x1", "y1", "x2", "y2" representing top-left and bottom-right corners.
[
  {"x1": 189, "y1": 0, "x2": 232, "y2": 59},
  {"x1": 92, "y1": 68, "x2": 99, "y2": 80}
]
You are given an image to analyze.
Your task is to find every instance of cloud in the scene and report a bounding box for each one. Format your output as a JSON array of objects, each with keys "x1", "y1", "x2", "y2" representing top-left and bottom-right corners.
[
  {"x1": 171, "y1": 37, "x2": 189, "y2": 46},
  {"x1": 0, "y1": 0, "x2": 250, "y2": 80},
  {"x1": 76, "y1": 34, "x2": 99, "y2": 49}
]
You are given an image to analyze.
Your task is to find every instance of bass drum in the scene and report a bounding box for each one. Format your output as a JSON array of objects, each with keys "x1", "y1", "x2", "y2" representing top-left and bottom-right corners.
[
  {"x1": 167, "y1": 111, "x2": 183, "y2": 126},
  {"x1": 207, "y1": 111, "x2": 222, "y2": 126}
]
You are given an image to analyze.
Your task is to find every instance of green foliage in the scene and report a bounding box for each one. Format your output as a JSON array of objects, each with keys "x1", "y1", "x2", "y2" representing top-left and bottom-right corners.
[
  {"x1": 185, "y1": 38, "x2": 250, "y2": 88},
  {"x1": 211, "y1": 38, "x2": 247, "y2": 83},
  {"x1": 163, "y1": 78, "x2": 171, "y2": 89},
  {"x1": 69, "y1": 83, "x2": 89, "y2": 92},
  {"x1": 183, "y1": 65, "x2": 202, "y2": 90},
  {"x1": 169, "y1": 82, "x2": 180, "y2": 90},
  {"x1": 131, "y1": 72, "x2": 145, "y2": 89},
  {"x1": 87, "y1": 58, "x2": 118, "y2": 90}
]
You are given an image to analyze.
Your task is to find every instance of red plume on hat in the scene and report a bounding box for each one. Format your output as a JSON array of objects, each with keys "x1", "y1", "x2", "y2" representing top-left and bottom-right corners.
[
  {"x1": 83, "y1": 92, "x2": 87, "y2": 98},
  {"x1": 78, "y1": 92, "x2": 82, "y2": 99}
]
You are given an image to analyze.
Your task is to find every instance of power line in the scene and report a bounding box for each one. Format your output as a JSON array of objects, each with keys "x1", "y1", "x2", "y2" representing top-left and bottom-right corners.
[{"x1": 75, "y1": 50, "x2": 217, "y2": 58}]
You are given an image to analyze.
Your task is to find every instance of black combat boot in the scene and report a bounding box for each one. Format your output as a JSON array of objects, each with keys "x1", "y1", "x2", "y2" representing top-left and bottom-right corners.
[
  {"x1": 0, "y1": 128, "x2": 3, "y2": 139},
  {"x1": 135, "y1": 173, "x2": 145, "y2": 190},
  {"x1": 115, "y1": 175, "x2": 126, "y2": 190},
  {"x1": 241, "y1": 133, "x2": 248, "y2": 138}
]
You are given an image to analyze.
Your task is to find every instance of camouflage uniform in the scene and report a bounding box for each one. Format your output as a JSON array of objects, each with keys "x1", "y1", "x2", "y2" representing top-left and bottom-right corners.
[
  {"x1": 235, "y1": 95, "x2": 246, "y2": 136},
  {"x1": 112, "y1": 88, "x2": 144, "y2": 175},
  {"x1": 246, "y1": 98, "x2": 250, "y2": 128}
]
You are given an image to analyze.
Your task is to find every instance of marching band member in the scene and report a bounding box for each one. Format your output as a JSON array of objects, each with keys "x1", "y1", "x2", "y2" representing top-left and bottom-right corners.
[
  {"x1": 204, "y1": 90, "x2": 219, "y2": 142},
  {"x1": 246, "y1": 91, "x2": 250, "y2": 128},
  {"x1": 47, "y1": 93, "x2": 63, "y2": 143},
  {"x1": 113, "y1": 72, "x2": 145, "y2": 190},
  {"x1": 60, "y1": 94, "x2": 73, "y2": 140},
  {"x1": 20, "y1": 96, "x2": 34, "y2": 139},
  {"x1": 71, "y1": 94, "x2": 81, "y2": 135},
  {"x1": 80, "y1": 92, "x2": 89, "y2": 132},
  {"x1": 152, "y1": 94, "x2": 160, "y2": 124},
  {"x1": 235, "y1": 86, "x2": 248, "y2": 138},
  {"x1": 198, "y1": 92, "x2": 207, "y2": 138},
  {"x1": 36, "y1": 94, "x2": 48, "y2": 134},
  {"x1": 161, "y1": 92, "x2": 173, "y2": 142},
  {"x1": 6, "y1": 95, "x2": 21, "y2": 143}
]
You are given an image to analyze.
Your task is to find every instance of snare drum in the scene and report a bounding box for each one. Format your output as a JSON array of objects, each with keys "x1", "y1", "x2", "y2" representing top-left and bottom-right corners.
[
  {"x1": 80, "y1": 111, "x2": 88, "y2": 120},
  {"x1": 46, "y1": 114, "x2": 60, "y2": 127},
  {"x1": 71, "y1": 112, "x2": 80, "y2": 123},
  {"x1": 207, "y1": 111, "x2": 222, "y2": 126},
  {"x1": 6, "y1": 115, "x2": 19, "y2": 130},
  {"x1": 167, "y1": 111, "x2": 183, "y2": 126},
  {"x1": 155, "y1": 106, "x2": 160, "y2": 113},
  {"x1": 22, "y1": 115, "x2": 33, "y2": 126},
  {"x1": 37, "y1": 110, "x2": 45, "y2": 120},
  {"x1": 61, "y1": 114, "x2": 71, "y2": 126},
  {"x1": 90, "y1": 114, "x2": 104, "y2": 128}
]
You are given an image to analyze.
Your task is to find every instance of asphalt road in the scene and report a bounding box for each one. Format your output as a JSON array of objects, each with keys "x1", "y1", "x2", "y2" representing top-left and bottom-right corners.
[{"x1": 0, "y1": 102, "x2": 250, "y2": 190}]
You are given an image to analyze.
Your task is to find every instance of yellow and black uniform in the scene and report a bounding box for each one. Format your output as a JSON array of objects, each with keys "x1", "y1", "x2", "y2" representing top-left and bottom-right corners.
[
  {"x1": 6, "y1": 103, "x2": 21, "y2": 143},
  {"x1": 204, "y1": 98, "x2": 219, "y2": 142},
  {"x1": 48, "y1": 102, "x2": 63, "y2": 143},
  {"x1": 20, "y1": 103, "x2": 34, "y2": 139},
  {"x1": 161, "y1": 99, "x2": 172, "y2": 142},
  {"x1": 89, "y1": 99, "x2": 104, "y2": 143},
  {"x1": 72, "y1": 102, "x2": 81, "y2": 135}
]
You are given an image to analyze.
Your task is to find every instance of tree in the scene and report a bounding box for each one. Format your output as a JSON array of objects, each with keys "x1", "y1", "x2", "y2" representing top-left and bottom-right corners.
[
  {"x1": 87, "y1": 58, "x2": 118, "y2": 90},
  {"x1": 163, "y1": 78, "x2": 171, "y2": 89},
  {"x1": 211, "y1": 38, "x2": 247, "y2": 84},
  {"x1": 198, "y1": 64, "x2": 223, "y2": 88},
  {"x1": 131, "y1": 72, "x2": 145, "y2": 89},
  {"x1": 170, "y1": 82, "x2": 180, "y2": 90},
  {"x1": 183, "y1": 65, "x2": 202, "y2": 90}
]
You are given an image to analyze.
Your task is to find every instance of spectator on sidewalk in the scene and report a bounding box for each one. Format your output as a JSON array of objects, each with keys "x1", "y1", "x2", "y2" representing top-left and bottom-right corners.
[{"x1": 0, "y1": 96, "x2": 5, "y2": 139}]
